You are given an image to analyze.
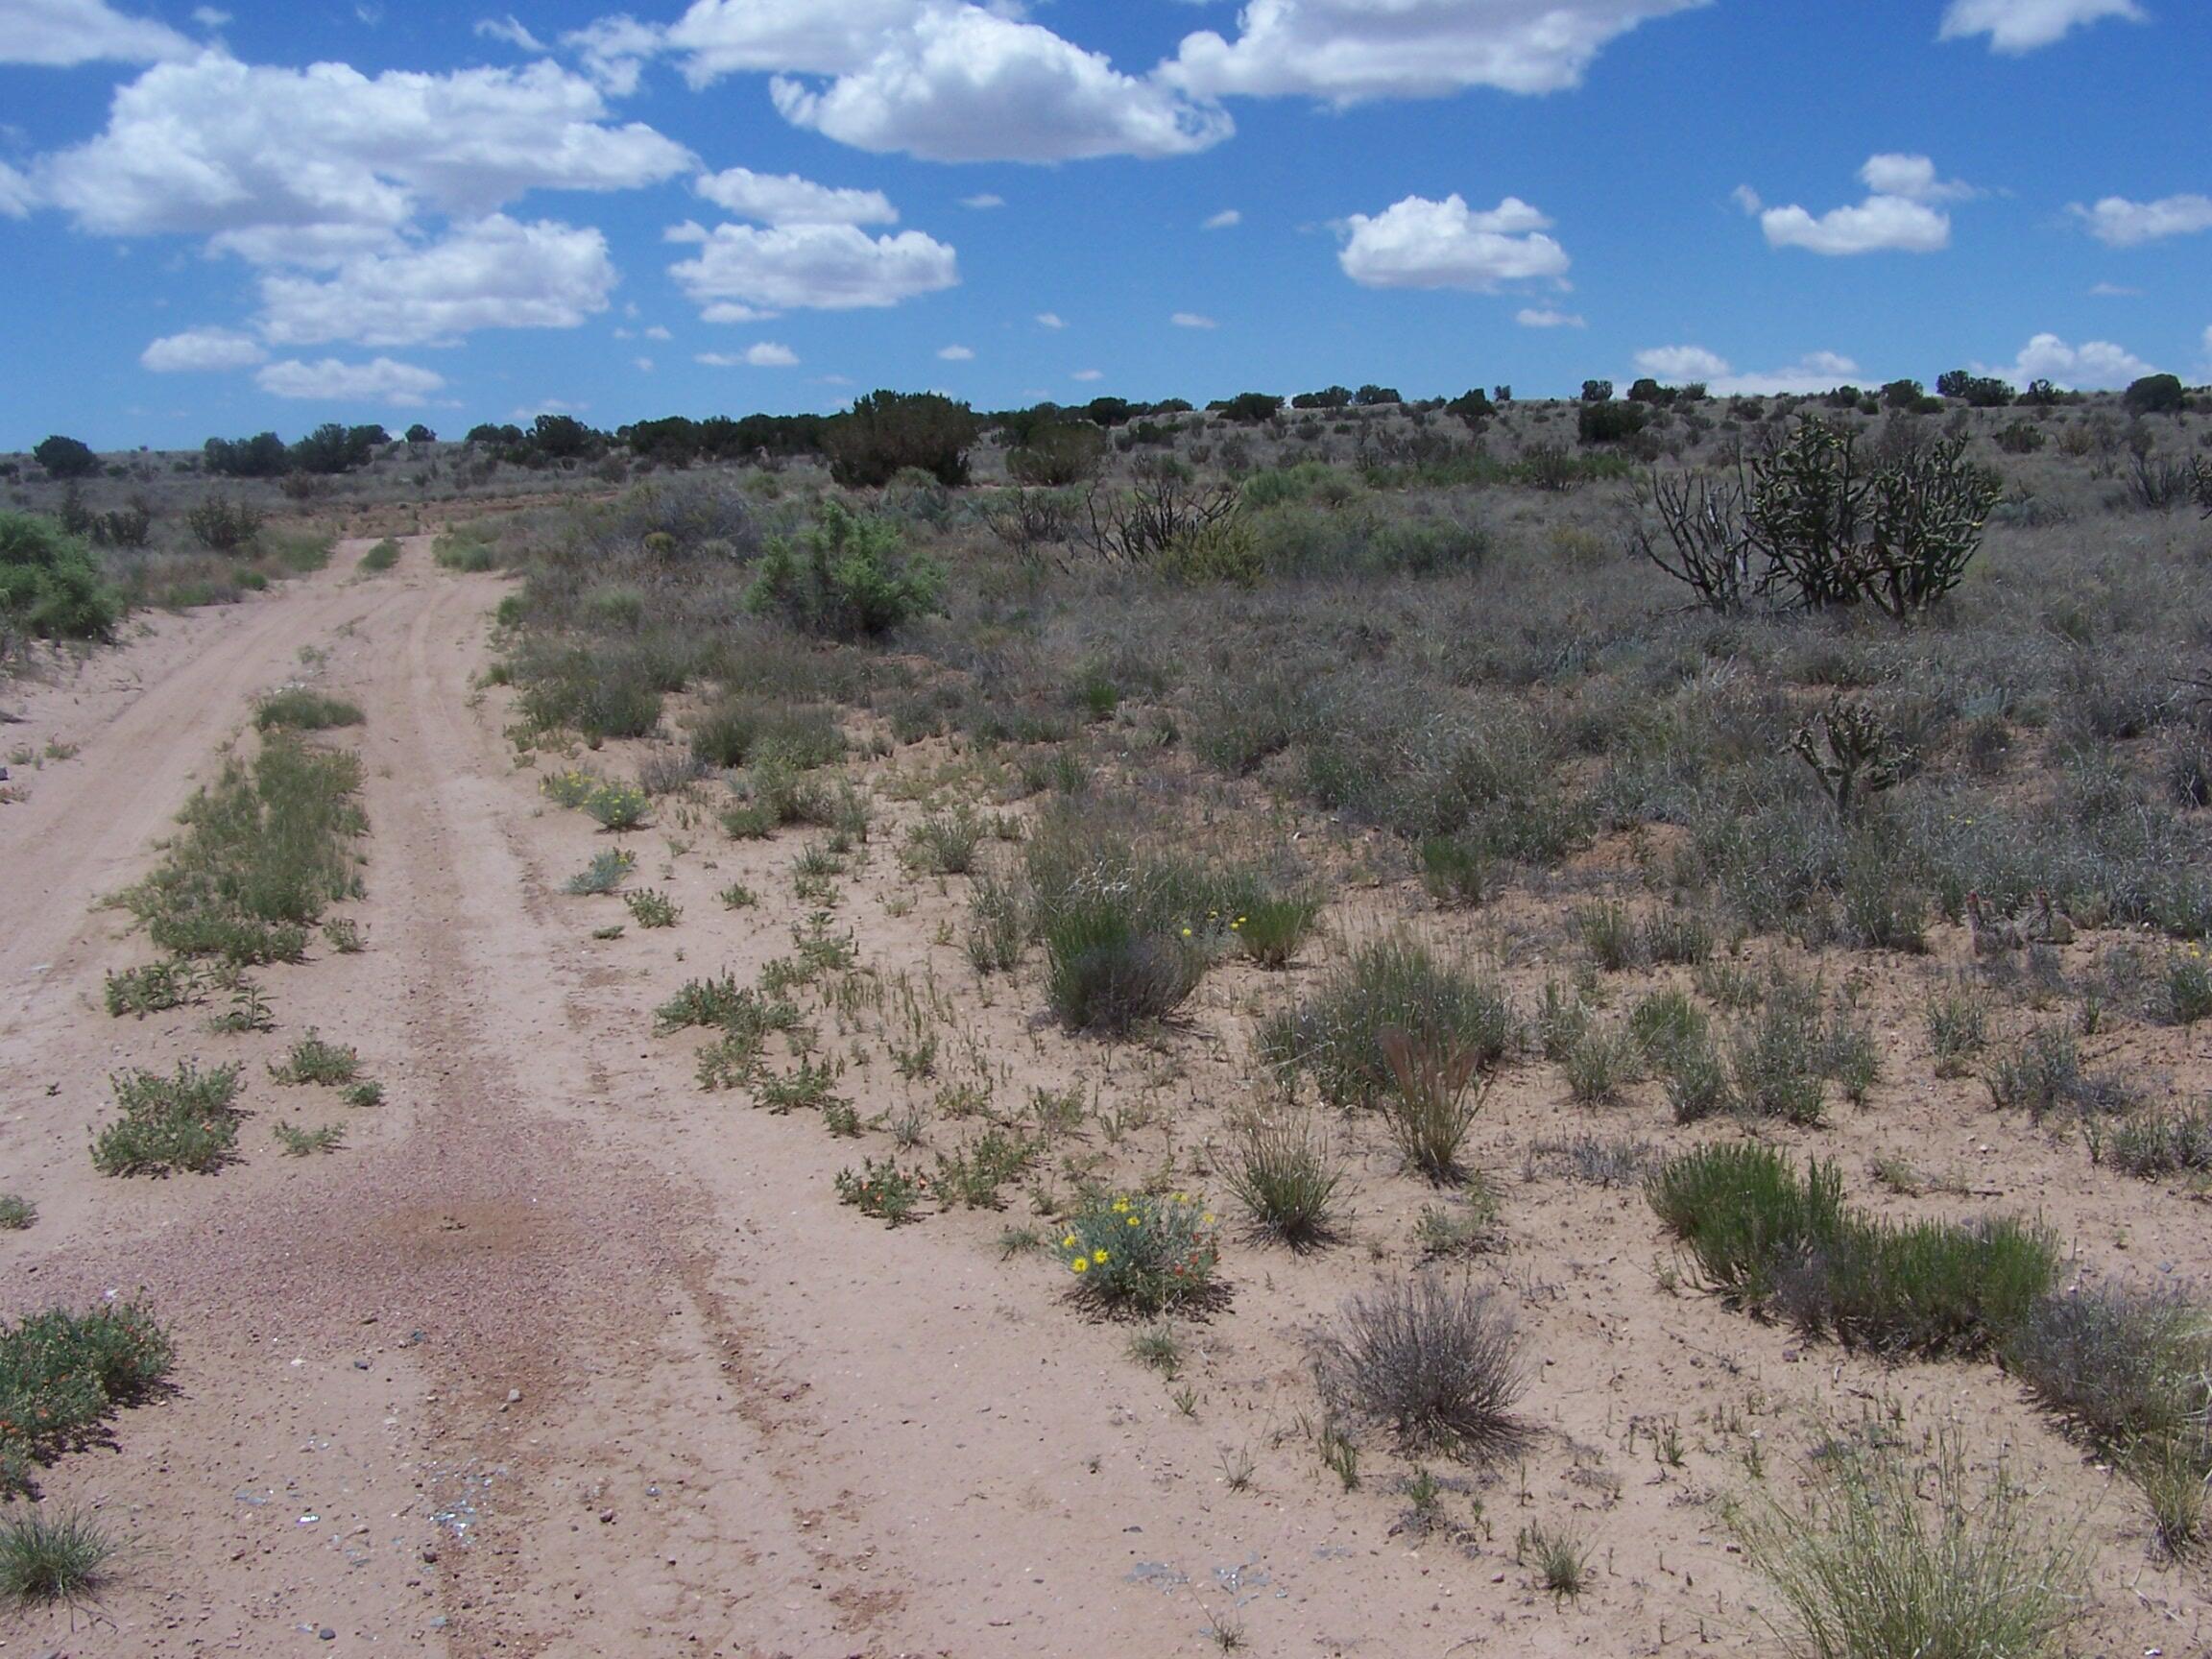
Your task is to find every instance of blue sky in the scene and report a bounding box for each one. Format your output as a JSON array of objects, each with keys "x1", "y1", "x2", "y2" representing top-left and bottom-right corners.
[{"x1": 2, "y1": 0, "x2": 2207, "y2": 449}]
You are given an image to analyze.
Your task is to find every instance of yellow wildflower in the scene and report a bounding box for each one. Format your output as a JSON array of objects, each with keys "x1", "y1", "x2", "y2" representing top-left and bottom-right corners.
[
  {"x1": 1070, "y1": 1257, "x2": 1089, "y2": 1275},
  {"x1": 1093, "y1": 1248, "x2": 1110, "y2": 1265}
]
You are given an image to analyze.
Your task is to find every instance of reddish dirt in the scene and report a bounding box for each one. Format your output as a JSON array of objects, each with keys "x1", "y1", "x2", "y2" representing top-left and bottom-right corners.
[{"x1": 2, "y1": 536, "x2": 2208, "y2": 1656}]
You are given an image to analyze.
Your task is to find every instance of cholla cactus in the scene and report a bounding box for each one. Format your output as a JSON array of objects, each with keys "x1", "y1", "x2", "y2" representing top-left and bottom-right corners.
[{"x1": 1790, "y1": 695, "x2": 1912, "y2": 820}]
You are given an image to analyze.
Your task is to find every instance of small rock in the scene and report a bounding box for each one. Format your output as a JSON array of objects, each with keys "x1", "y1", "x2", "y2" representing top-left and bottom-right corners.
[
  {"x1": 354, "y1": 1359, "x2": 372, "y2": 1371},
  {"x1": 319, "y1": 1626, "x2": 337, "y2": 1641},
  {"x1": 506, "y1": 1388, "x2": 522, "y2": 1404}
]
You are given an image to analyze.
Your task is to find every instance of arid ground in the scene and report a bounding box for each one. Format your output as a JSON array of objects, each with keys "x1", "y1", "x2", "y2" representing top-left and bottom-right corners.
[{"x1": 4, "y1": 498, "x2": 2210, "y2": 1657}]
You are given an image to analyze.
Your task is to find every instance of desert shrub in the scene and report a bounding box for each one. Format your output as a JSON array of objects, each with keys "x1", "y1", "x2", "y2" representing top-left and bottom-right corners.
[
  {"x1": 1779, "y1": 1215, "x2": 2058, "y2": 1358},
  {"x1": 747, "y1": 499, "x2": 945, "y2": 639},
  {"x1": 123, "y1": 734, "x2": 364, "y2": 957},
  {"x1": 1647, "y1": 1142, "x2": 1844, "y2": 1300},
  {"x1": 1561, "y1": 1026, "x2": 1637, "y2": 1105},
  {"x1": 1574, "y1": 900, "x2": 1643, "y2": 971},
  {"x1": 1648, "y1": 1144, "x2": 2057, "y2": 1358},
  {"x1": 567, "y1": 847, "x2": 637, "y2": 897},
  {"x1": 1007, "y1": 421, "x2": 1107, "y2": 486},
  {"x1": 104, "y1": 957, "x2": 199, "y2": 1018},
  {"x1": 1527, "y1": 1133, "x2": 1657, "y2": 1188},
  {"x1": 511, "y1": 641, "x2": 667, "y2": 740},
  {"x1": 184, "y1": 493, "x2": 264, "y2": 552},
  {"x1": 1054, "y1": 1190, "x2": 1221, "y2": 1313},
  {"x1": 1312, "y1": 1273, "x2": 1526, "y2": 1459},
  {"x1": 823, "y1": 389, "x2": 976, "y2": 488},
  {"x1": 1418, "y1": 835, "x2": 1489, "y2": 906},
  {"x1": 1729, "y1": 990, "x2": 1830, "y2": 1124},
  {"x1": 1731, "y1": 1433, "x2": 2084, "y2": 1659},
  {"x1": 1222, "y1": 1112, "x2": 1345, "y2": 1249},
  {"x1": 965, "y1": 870, "x2": 1026, "y2": 974},
  {"x1": 1925, "y1": 986, "x2": 1989, "y2": 1076},
  {"x1": 1259, "y1": 937, "x2": 1515, "y2": 1108},
  {"x1": 1378, "y1": 1024, "x2": 1492, "y2": 1180},
  {"x1": 358, "y1": 538, "x2": 401, "y2": 571},
  {"x1": 268, "y1": 1029, "x2": 360, "y2": 1086},
  {"x1": 1984, "y1": 1027, "x2": 2136, "y2": 1122},
  {"x1": 0, "y1": 1195, "x2": 34, "y2": 1231},
  {"x1": 1041, "y1": 900, "x2": 1203, "y2": 1033},
  {"x1": 91, "y1": 1061, "x2": 243, "y2": 1176},
  {"x1": 253, "y1": 688, "x2": 364, "y2": 732},
  {"x1": 2100, "y1": 1101, "x2": 2212, "y2": 1177},
  {"x1": 0, "y1": 513, "x2": 123, "y2": 642},
  {"x1": 2008, "y1": 1283, "x2": 2210, "y2": 1451}
]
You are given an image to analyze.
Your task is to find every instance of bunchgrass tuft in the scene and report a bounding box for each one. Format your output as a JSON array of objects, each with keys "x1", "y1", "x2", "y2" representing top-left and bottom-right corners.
[
  {"x1": 1222, "y1": 1112, "x2": 1345, "y2": 1249},
  {"x1": 1259, "y1": 936, "x2": 1514, "y2": 1108},
  {"x1": 1730, "y1": 1432, "x2": 2084, "y2": 1659},
  {"x1": 0, "y1": 1509, "x2": 120, "y2": 1606}
]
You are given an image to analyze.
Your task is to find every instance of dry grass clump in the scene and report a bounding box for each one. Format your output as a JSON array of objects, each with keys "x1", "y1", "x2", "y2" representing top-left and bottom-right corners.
[{"x1": 1312, "y1": 1272, "x2": 1526, "y2": 1459}]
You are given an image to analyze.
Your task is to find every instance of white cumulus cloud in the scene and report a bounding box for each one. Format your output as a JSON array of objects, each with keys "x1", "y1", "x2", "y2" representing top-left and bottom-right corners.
[
  {"x1": 255, "y1": 355, "x2": 446, "y2": 405},
  {"x1": 1170, "y1": 311, "x2": 1217, "y2": 329},
  {"x1": 1164, "y1": 0, "x2": 1709, "y2": 104},
  {"x1": 475, "y1": 15, "x2": 546, "y2": 53},
  {"x1": 695, "y1": 166, "x2": 896, "y2": 226},
  {"x1": 1633, "y1": 346, "x2": 1860, "y2": 396},
  {"x1": 1752, "y1": 155, "x2": 1964, "y2": 255},
  {"x1": 1203, "y1": 208, "x2": 1240, "y2": 229},
  {"x1": 668, "y1": 221, "x2": 957, "y2": 313},
  {"x1": 1516, "y1": 306, "x2": 1585, "y2": 328},
  {"x1": 0, "y1": 161, "x2": 33, "y2": 218},
  {"x1": 2068, "y1": 193, "x2": 2212, "y2": 247},
  {"x1": 561, "y1": 14, "x2": 663, "y2": 94},
  {"x1": 1035, "y1": 311, "x2": 1066, "y2": 329},
  {"x1": 1, "y1": 0, "x2": 196, "y2": 66},
  {"x1": 37, "y1": 56, "x2": 691, "y2": 266},
  {"x1": 140, "y1": 325, "x2": 267, "y2": 372},
  {"x1": 1070, "y1": 369, "x2": 1103, "y2": 381},
  {"x1": 697, "y1": 342, "x2": 800, "y2": 367},
  {"x1": 770, "y1": 7, "x2": 1231, "y2": 162},
  {"x1": 664, "y1": 0, "x2": 926, "y2": 83},
  {"x1": 255, "y1": 216, "x2": 615, "y2": 347},
  {"x1": 960, "y1": 193, "x2": 1003, "y2": 209},
  {"x1": 936, "y1": 344, "x2": 974, "y2": 360},
  {"x1": 1981, "y1": 332, "x2": 2154, "y2": 389},
  {"x1": 1938, "y1": 0, "x2": 2145, "y2": 54},
  {"x1": 1338, "y1": 193, "x2": 1568, "y2": 291}
]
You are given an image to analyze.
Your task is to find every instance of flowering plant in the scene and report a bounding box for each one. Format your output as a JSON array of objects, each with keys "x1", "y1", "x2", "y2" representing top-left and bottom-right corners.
[{"x1": 1055, "y1": 1190, "x2": 1220, "y2": 1312}]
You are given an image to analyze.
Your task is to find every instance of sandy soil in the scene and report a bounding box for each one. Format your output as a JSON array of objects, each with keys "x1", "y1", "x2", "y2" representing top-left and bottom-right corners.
[{"x1": 3, "y1": 537, "x2": 2208, "y2": 1656}]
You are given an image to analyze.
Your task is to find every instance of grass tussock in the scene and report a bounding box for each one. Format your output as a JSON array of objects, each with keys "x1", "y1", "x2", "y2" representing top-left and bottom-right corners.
[
  {"x1": 1222, "y1": 1111, "x2": 1346, "y2": 1249},
  {"x1": 1731, "y1": 1432, "x2": 2084, "y2": 1659},
  {"x1": 1259, "y1": 936, "x2": 1514, "y2": 1108}
]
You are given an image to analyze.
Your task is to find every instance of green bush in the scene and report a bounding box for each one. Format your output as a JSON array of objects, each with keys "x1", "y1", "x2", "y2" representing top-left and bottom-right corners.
[
  {"x1": 823, "y1": 390, "x2": 976, "y2": 488},
  {"x1": 1054, "y1": 1190, "x2": 1221, "y2": 1312},
  {"x1": 746, "y1": 499, "x2": 945, "y2": 639},
  {"x1": 0, "y1": 1300, "x2": 172, "y2": 1499},
  {"x1": 253, "y1": 688, "x2": 364, "y2": 732},
  {"x1": 1222, "y1": 1113, "x2": 1345, "y2": 1249},
  {"x1": 1042, "y1": 900, "x2": 1203, "y2": 1033},
  {"x1": 184, "y1": 493, "x2": 264, "y2": 552},
  {"x1": 0, "y1": 513, "x2": 122, "y2": 641},
  {"x1": 1260, "y1": 937, "x2": 1514, "y2": 1107},
  {"x1": 91, "y1": 1061, "x2": 244, "y2": 1176}
]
